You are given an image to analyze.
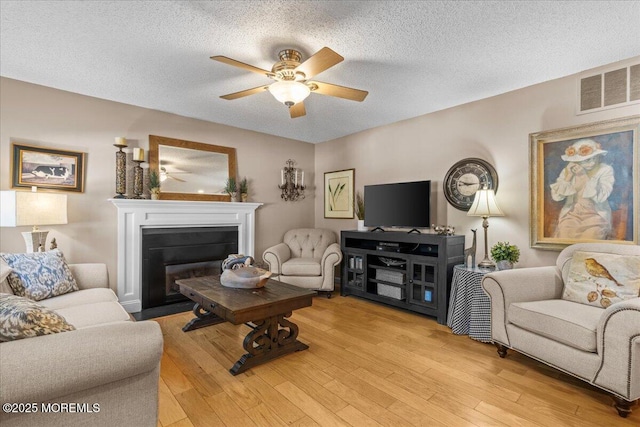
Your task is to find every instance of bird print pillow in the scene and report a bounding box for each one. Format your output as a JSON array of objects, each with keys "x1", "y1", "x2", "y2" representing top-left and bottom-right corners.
[{"x1": 563, "y1": 251, "x2": 640, "y2": 308}]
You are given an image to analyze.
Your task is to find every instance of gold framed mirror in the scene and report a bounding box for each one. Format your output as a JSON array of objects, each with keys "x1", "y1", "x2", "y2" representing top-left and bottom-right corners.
[{"x1": 149, "y1": 135, "x2": 237, "y2": 201}]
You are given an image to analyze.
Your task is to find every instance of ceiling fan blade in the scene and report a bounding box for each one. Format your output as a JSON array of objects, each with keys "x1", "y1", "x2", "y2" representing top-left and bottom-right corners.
[
  {"x1": 290, "y1": 102, "x2": 306, "y2": 119},
  {"x1": 295, "y1": 47, "x2": 343, "y2": 79},
  {"x1": 220, "y1": 85, "x2": 269, "y2": 100},
  {"x1": 308, "y1": 81, "x2": 368, "y2": 102},
  {"x1": 210, "y1": 56, "x2": 273, "y2": 77}
]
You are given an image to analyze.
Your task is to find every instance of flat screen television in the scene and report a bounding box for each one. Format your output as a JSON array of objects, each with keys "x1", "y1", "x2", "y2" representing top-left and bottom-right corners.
[{"x1": 364, "y1": 180, "x2": 431, "y2": 229}]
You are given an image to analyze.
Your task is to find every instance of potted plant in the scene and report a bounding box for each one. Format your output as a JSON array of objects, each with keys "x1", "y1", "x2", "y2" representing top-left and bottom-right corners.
[
  {"x1": 490, "y1": 241, "x2": 520, "y2": 270},
  {"x1": 225, "y1": 177, "x2": 238, "y2": 202},
  {"x1": 354, "y1": 191, "x2": 366, "y2": 231},
  {"x1": 239, "y1": 177, "x2": 248, "y2": 202},
  {"x1": 148, "y1": 170, "x2": 161, "y2": 200}
]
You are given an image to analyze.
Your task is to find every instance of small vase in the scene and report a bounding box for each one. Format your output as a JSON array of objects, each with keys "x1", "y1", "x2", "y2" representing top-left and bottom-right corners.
[
  {"x1": 357, "y1": 220, "x2": 366, "y2": 231},
  {"x1": 150, "y1": 190, "x2": 160, "y2": 200},
  {"x1": 496, "y1": 260, "x2": 514, "y2": 270},
  {"x1": 241, "y1": 193, "x2": 248, "y2": 202},
  {"x1": 230, "y1": 192, "x2": 239, "y2": 202}
]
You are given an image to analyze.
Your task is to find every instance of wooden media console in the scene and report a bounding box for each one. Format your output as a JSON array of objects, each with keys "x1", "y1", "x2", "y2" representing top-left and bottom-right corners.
[{"x1": 340, "y1": 230, "x2": 464, "y2": 324}]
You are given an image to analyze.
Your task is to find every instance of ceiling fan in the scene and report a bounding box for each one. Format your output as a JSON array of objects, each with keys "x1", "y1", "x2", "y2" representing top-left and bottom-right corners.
[{"x1": 211, "y1": 47, "x2": 368, "y2": 118}]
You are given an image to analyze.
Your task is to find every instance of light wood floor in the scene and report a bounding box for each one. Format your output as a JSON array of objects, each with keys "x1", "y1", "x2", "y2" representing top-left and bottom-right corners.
[{"x1": 155, "y1": 292, "x2": 638, "y2": 427}]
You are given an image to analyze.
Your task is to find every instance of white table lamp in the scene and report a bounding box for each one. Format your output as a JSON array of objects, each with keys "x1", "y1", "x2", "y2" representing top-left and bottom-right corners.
[
  {"x1": 0, "y1": 189, "x2": 68, "y2": 252},
  {"x1": 467, "y1": 186, "x2": 504, "y2": 269}
]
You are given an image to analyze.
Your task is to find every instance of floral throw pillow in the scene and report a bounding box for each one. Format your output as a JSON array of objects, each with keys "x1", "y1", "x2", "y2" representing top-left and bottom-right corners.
[
  {"x1": 562, "y1": 251, "x2": 640, "y2": 308},
  {"x1": 0, "y1": 293, "x2": 75, "y2": 341},
  {"x1": 0, "y1": 250, "x2": 79, "y2": 301}
]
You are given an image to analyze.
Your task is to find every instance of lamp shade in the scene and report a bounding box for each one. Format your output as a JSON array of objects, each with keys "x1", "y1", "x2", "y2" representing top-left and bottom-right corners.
[
  {"x1": 0, "y1": 190, "x2": 68, "y2": 228},
  {"x1": 268, "y1": 81, "x2": 311, "y2": 106},
  {"x1": 467, "y1": 188, "x2": 504, "y2": 217}
]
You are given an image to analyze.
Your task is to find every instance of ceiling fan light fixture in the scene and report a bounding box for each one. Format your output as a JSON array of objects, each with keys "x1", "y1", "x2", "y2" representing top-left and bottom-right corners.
[
  {"x1": 213, "y1": 47, "x2": 366, "y2": 118},
  {"x1": 268, "y1": 81, "x2": 310, "y2": 107}
]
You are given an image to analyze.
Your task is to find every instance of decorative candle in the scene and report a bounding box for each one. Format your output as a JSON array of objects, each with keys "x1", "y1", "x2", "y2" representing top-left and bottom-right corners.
[
  {"x1": 281, "y1": 169, "x2": 284, "y2": 186},
  {"x1": 301, "y1": 171, "x2": 304, "y2": 187},
  {"x1": 133, "y1": 148, "x2": 145, "y2": 161},
  {"x1": 294, "y1": 170, "x2": 298, "y2": 186},
  {"x1": 115, "y1": 137, "x2": 127, "y2": 146}
]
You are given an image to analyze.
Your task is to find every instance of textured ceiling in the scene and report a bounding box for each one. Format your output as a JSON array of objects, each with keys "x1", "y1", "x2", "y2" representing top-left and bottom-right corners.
[{"x1": 1, "y1": 1, "x2": 639, "y2": 143}]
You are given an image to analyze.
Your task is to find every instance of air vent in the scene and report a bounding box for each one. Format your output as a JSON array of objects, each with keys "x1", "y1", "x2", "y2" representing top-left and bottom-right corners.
[
  {"x1": 578, "y1": 63, "x2": 640, "y2": 114},
  {"x1": 631, "y1": 64, "x2": 640, "y2": 102}
]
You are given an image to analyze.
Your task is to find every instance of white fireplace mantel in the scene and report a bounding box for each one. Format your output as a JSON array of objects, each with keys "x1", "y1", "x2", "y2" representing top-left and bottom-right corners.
[{"x1": 110, "y1": 199, "x2": 262, "y2": 313}]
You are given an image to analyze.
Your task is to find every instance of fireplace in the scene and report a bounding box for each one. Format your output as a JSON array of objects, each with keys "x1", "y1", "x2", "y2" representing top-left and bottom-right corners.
[
  {"x1": 164, "y1": 261, "x2": 218, "y2": 302},
  {"x1": 110, "y1": 199, "x2": 262, "y2": 313},
  {"x1": 141, "y1": 226, "x2": 238, "y2": 309}
]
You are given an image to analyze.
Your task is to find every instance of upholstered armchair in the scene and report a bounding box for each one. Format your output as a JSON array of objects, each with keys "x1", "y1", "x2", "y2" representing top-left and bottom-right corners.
[
  {"x1": 263, "y1": 228, "x2": 342, "y2": 297},
  {"x1": 482, "y1": 243, "x2": 640, "y2": 417}
]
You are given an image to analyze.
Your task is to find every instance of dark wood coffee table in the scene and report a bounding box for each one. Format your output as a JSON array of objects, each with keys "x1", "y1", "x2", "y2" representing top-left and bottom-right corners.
[{"x1": 176, "y1": 275, "x2": 316, "y2": 375}]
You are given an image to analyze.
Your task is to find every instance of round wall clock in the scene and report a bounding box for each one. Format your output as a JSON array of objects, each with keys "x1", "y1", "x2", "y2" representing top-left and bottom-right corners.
[{"x1": 443, "y1": 158, "x2": 499, "y2": 211}]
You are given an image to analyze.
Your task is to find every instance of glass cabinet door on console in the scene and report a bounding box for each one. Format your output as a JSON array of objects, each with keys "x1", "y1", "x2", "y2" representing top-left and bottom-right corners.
[
  {"x1": 408, "y1": 260, "x2": 437, "y2": 307},
  {"x1": 345, "y1": 252, "x2": 366, "y2": 290}
]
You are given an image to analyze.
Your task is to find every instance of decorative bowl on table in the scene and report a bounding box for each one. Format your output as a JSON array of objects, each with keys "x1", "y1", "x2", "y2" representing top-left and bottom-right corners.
[{"x1": 220, "y1": 266, "x2": 272, "y2": 289}]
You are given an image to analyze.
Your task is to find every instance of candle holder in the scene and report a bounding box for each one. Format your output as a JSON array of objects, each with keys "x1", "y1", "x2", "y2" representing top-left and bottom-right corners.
[
  {"x1": 278, "y1": 159, "x2": 305, "y2": 201},
  {"x1": 113, "y1": 143, "x2": 127, "y2": 198},
  {"x1": 132, "y1": 160, "x2": 144, "y2": 199}
]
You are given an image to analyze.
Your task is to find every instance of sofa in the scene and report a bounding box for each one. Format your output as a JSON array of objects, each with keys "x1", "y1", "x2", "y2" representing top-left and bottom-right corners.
[
  {"x1": 263, "y1": 228, "x2": 342, "y2": 296},
  {"x1": 482, "y1": 243, "x2": 640, "y2": 417},
  {"x1": 0, "y1": 259, "x2": 164, "y2": 427}
]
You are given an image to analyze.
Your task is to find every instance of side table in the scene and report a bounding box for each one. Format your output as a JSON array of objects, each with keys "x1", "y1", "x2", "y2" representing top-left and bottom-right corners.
[{"x1": 446, "y1": 264, "x2": 492, "y2": 343}]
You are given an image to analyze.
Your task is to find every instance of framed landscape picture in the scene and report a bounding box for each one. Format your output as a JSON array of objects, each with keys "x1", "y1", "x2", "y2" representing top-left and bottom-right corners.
[
  {"x1": 11, "y1": 143, "x2": 86, "y2": 192},
  {"x1": 324, "y1": 168, "x2": 354, "y2": 219},
  {"x1": 530, "y1": 115, "x2": 639, "y2": 250}
]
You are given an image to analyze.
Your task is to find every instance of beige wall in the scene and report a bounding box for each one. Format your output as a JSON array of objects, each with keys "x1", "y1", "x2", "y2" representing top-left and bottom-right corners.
[
  {"x1": 2, "y1": 56, "x2": 638, "y2": 289},
  {"x1": 0, "y1": 78, "x2": 315, "y2": 291},
  {"x1": 314, "y1": 57, "x2": 640, "y2": 267}
]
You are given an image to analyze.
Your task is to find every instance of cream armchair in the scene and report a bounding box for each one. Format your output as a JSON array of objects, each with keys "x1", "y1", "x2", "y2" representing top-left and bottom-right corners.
[
  {"x1": 263, "y1": 228, "x2": 342, "y2": 297},
  {"x1": 482, "y1": 243, "x2": 640, "y2": 417}
]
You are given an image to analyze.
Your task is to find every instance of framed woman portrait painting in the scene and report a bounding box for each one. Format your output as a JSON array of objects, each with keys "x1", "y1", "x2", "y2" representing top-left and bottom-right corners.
[{"x1": 530, "y1": 115, "x2": 639, "y2": 250}]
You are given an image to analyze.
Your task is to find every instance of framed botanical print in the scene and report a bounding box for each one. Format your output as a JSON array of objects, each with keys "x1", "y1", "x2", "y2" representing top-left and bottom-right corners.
[
  {"x1": 530, "y1": 115, "x2": 639, "y2": 250},
  {"x1": 11, "y1": 143, "x2": 86, "y2": 192},
  {"x1": 324, "y1": 168, "x2": 354, "y2": 219}
]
